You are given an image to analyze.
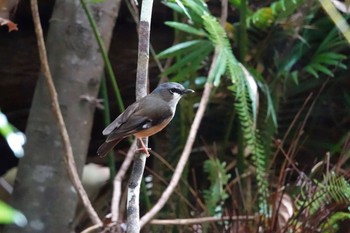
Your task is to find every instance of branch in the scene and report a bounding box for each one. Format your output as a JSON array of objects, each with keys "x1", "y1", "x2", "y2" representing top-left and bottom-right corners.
[
  {"x1": 30, "y1": 0, "x2": 102, "y2": 226},
  {"x1": 127, "y1": 1, "x2": 154, "y2": 233},
  {"x1": 111, "y1": 140, "x2": 137, "y2": 222},
  {"x1": 150, "y1": 215, "x2": 256, "y2": 225}
]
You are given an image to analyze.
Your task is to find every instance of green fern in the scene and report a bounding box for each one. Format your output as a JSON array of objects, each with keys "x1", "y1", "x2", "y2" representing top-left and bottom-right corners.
[
  {"x1": 246, "y1": 0, "x2": 304, "y2": 30},
  {"x1": 161, "y1": 0, "x2": 269, "y2": 213},
  {"x1": 312, "y1": 173, "x2": 350, "y2": 214},
  {"x1": 322, "y1": 211, "x2": 350, "y2": 233},
  {"x1": 203, "y1": 11, "x2": 269, "y2": 214},
  {"x1": 276, "y1": 15, "x2": 347, "y2": 83},
  {"x1": 157, "y1": 39, "x2": 213, "y2": 81},
  {"x1": 297, "y1": 173, "x2": 350, "y2": 217},
  {"x1": 303, "y1": 26, "x2": 347, "y2": 78},
  {"x1": 203, "y1": 158, "x2": 231, "y2": 216}
]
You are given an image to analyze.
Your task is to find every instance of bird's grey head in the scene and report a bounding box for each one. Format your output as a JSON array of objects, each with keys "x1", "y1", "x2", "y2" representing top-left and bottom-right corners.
[{"x1": 151, "y1": 82, "x2": 194, "y2": 110}]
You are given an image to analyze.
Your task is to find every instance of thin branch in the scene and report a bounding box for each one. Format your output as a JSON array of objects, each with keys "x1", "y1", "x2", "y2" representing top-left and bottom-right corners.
[
  {"x1": 127, "y1": 1, "x2": 154, "y2": 233},
  {"x1": 80, "y1": 224, "x2": 101, "y2": 233},
  {"x1": 111, "y1": 140, "x2": 137, "y2": 222},
  {"x1": 30, "y1": 0, "x2": 102, "y2": 226},
  {"x1": 150, "y1": 215, "x2": 256, "y2": 225}
]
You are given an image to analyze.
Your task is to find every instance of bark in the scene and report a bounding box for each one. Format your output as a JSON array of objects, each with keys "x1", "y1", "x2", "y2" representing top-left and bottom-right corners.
[{"x1": 4, "y1": 0, "x2": 120, "y2": 232}]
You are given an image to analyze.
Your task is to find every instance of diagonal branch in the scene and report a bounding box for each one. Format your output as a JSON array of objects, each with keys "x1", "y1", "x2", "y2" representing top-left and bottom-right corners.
[
  {"x1": 30, "y1": 0, "x2": 102, "y2": 226},
  {"x1": 111, "y1": 140, "x2": 137, "y2": 222}
]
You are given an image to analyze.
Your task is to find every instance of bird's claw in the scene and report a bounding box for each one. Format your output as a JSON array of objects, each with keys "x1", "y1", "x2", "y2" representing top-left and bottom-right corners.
[{"x1": 136, "y1": 147, "x2": 151, "y2": 157}]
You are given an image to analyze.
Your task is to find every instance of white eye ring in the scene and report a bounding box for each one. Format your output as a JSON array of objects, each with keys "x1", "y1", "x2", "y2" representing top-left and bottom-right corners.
[{"x1": 169, "y1": 88, "x2": 179, "y2": 95}]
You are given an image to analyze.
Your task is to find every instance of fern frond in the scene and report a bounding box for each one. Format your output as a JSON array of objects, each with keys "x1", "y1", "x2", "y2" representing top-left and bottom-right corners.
[
  {"x1": 161, "y1": 0, "x2": 270, "y2": 213},
  {"x1": 297, "y1": 173, "x2": 350, "y2": 215},
  {"x1": 228, "y1": 69, "x2": 269, "y2": 213},
  {"x1": 201, "y1": 10, "x2": 269, "y2": 213},
  {"x1": 202, "y1": 13, "x2": 235, "y2": 86},
  {"x1": 203, "y1": 158, "x2": 231, "y2": 215}
]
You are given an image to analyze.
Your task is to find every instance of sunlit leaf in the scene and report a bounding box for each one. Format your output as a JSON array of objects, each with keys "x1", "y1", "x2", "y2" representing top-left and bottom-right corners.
[
  {"x1": 165, "y1": 21, "x2": 206, "y2": 36},
  {"x1": 157, "y1": 40, "x2": 205, "y2": 58},
  {"x1": 0, "y1": 201, "x2": 27, "y2": 227}
]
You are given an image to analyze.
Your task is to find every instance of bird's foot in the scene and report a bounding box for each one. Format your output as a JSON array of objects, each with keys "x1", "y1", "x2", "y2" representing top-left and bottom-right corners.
[
  {"x1": 137, "y1": 138, "x2": 151, "y2": 157},
  {"x1": 136, "y1": 147, "x2": 151, "y2": 157}
]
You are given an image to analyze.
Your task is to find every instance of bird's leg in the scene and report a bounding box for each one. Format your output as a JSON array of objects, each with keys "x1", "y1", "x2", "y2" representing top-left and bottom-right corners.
[{"x1": 136, "y1": 138, "x2": 151, "y2": 157}]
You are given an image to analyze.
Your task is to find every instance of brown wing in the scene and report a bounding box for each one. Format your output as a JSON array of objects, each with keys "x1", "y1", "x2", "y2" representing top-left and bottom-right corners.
[
  {"x1": 105, "y1": 96, "x2": 173, "y2": 142},
  {"x1": 102, "y1": 101, "x2": 140, "y2": 135},
  {"x1": 105, "y1": 115, "x2": 151, "y2": 142}
]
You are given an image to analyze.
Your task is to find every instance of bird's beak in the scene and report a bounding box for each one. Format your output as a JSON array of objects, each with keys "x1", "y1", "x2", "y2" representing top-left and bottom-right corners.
[{"x1": 183, "y1": 89, "x2": 195, "y2": 94}]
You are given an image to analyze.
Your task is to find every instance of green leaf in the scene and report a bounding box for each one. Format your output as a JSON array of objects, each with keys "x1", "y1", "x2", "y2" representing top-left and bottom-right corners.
[
  {"x1": 312, "y1": 63, "x2": 334, "y2": 77},
  {"x1": 203, "y1": 158, "x2": 231, "y2": 215},
  {"x1": 174, "y1": 0, "x2": 192, "y2": 20},
  {"x1": 172, "y1": 50, "x2": 211, "y2": 81},
  {"x1": 305, "y1": 66, "x2": 319, "y2": 78},
  {"x1": 157, "y1": 40, "x2": 204, "y2": 58},
  {"x1": 208, "y1": 49, "x2": 227, "y2": 85},
  {"x1": 161, "y1": 41, "x2": 212, "y2": 77},
  {"x1": 0, "y1": 201, "x2": 27, "y2": 227},
  {"x1": 165, "y1": 21, "x2": 206, "y2": 36}
]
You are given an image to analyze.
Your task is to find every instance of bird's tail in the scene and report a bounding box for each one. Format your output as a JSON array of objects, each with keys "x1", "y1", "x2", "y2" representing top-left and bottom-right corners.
[{"x1": 97, "y1": 139, "x2": 122, "y2": 158}]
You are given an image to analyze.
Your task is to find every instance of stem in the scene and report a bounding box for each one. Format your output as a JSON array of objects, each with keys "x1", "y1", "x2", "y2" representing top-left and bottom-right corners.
[
  {"x1": 101, "y1": 76, "x2": 116, "y2": 180},
  {"x1": 238, "y1": 0, "x2": 247, "y2": 63},
  {"x1": 111, "y1": 140, "x2": 137, "y2": 222},
  {"x1": 80, "y1": 0, "x2": 125, "y2": 112}
]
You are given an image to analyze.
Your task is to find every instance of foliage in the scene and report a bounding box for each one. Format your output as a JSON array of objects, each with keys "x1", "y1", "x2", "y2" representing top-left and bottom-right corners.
[
  {"x1": 0, "y1": 200, "x2": 27, "y2": 227},
  {"x1": 203, "y1": 158, "x2": 230, "y2": 215},
  {"x1": 276, "y1": 16, "x2": 347, "y2": 82},
  {"x1": 283, "y1": 172, "x2": 350, "y2": 232},
  {"x1": 0, "y1": 111, "x2": 26, "y2": 158},
  {"x1": 160, "y1": 0, "x2": 269, "y2": 213},
  {"x1": 297, "y1": 173, "x2": 350, "y2": 215},
  {"x1": 323, "y1": 211, "x2": 350, "y2": 233}
]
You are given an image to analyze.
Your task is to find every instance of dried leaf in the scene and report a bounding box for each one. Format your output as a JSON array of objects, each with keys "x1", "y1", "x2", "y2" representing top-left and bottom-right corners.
[
  {"x1": 276, "y1": 194, "x2": 294, "y2": 230},
  {"x1": 0, "y1": 17, "x2": 18, "y2": 32},
  {"x1": 331, "y1": 0, "x2": 350, "y2": 13}
]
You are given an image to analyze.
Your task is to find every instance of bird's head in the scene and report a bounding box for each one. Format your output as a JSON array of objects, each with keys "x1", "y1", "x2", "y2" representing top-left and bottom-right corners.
[{"x1": 151, "y1": 82, "x2": 194, "y2": 104}]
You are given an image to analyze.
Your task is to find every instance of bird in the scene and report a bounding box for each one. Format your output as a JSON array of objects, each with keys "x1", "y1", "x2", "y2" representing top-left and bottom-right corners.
[{"x1": 97, "y1": 82, "x2": 194, "y2": 158}]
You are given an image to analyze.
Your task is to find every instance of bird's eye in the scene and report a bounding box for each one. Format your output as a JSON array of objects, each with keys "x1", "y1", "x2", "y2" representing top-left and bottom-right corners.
[{"x1": 169, "y1": 88, "x2": 177, "y2": 94}]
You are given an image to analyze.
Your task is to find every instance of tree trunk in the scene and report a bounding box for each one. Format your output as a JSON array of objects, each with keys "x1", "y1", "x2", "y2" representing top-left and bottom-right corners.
[{"x1": 4, "y1": 0, "x2": 120, "y2": 232}]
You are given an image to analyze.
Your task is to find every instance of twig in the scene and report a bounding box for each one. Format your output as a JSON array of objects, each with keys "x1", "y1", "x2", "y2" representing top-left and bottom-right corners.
[
  {"x1": 80, "y1": 224, "x2": 101, "y2": 233},
  {"x1": 150, "y1": 215, "x2": 256, "y2": 225},
  {"x1": 127, "y1": 1, "x2": 154, "y2": 233},
  {"x1": 111, "y1": 140, "x2": 137, "y2": 222},
  {"x1": 30, "y1": 0, "x2": 102, "y2": 226},
  {"x1": 80, "y1": 0, "x2": 125, "y2": 113}
]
